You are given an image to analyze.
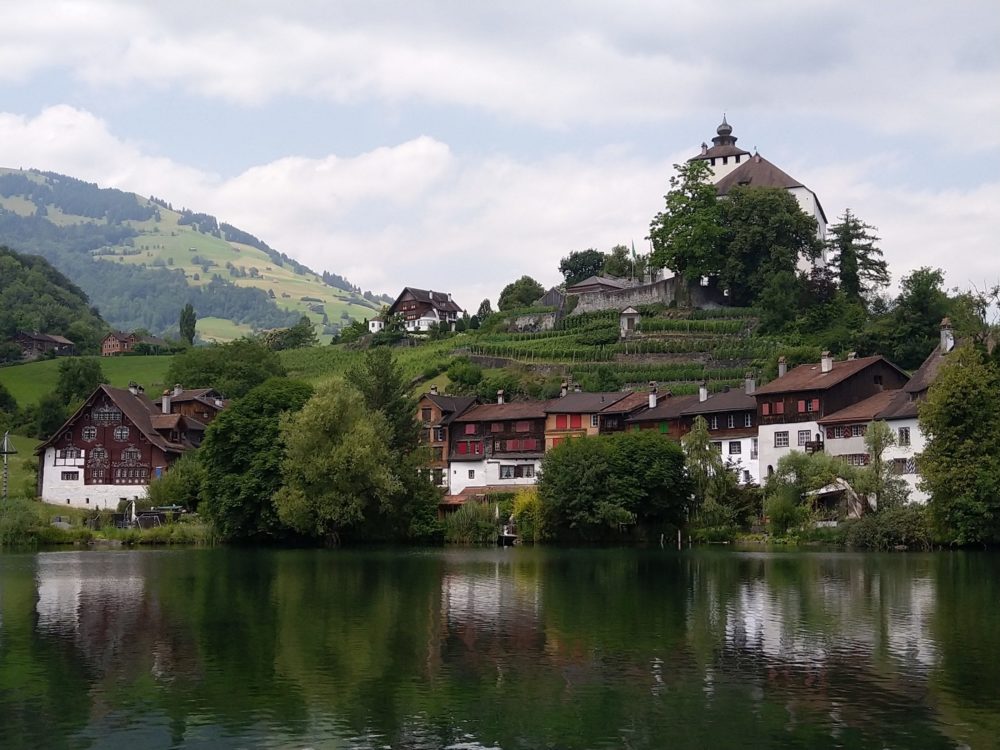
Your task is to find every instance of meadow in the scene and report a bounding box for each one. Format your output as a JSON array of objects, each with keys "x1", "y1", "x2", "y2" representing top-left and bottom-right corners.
[{"x1": 0, "y1": 355, "x2": 174, "y2": 407}]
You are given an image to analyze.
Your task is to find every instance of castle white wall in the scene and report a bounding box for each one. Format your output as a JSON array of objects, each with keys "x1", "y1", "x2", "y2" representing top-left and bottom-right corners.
[
  {"x1": 706, "y1": 153, "x2": 749, "y2": 182},
  {"x1": 39, "y1": 447, "x2": 147, "y2": 510}
]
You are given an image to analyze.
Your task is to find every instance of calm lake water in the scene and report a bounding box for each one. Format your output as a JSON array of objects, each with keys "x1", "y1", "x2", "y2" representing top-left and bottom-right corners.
[{"x1": 1, "y1": 547, "x2": 998, "y2": 750}]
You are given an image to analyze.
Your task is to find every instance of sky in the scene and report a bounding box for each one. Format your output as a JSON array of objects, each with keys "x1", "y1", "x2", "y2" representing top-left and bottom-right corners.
[{"x1": 0, "y1": 1, "x2": 998, "y2": 310}]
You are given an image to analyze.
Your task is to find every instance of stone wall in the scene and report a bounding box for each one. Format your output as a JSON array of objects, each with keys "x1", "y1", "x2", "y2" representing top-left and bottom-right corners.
[
  {"x1": 510, "y1": 312, "x2": 557, "y2": 332},
  {"x1": 570, "y1": 277, "x2": 726, "y2": 315}
]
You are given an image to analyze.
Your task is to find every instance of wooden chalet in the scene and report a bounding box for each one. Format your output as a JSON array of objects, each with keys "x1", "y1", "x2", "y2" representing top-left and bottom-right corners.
[
  {"x1": 417, "y1": 387, "x2": 476, "y2": 489},
  {"x1": 155, "y1": 384, "x2": 227, "y2": 431},
  {"x1": 376, "y1": 287, "x2": 464, "y2": 333},
  {"x1": 13, "y1": 331, "x2": 75, "y2": 360},
  {"x1": 36, "y1": 383, "x2": 211, "y2": 509},
  {"x1": 544, "y1": 390, "x2": 633, "y2": 448},
  {"x1": 101, "y1": 331, "x2": 168, "y2": 356}
]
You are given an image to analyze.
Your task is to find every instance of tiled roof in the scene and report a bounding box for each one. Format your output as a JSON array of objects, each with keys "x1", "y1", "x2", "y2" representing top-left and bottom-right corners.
[
  {"x1": 680, "y1": 388, "x2": 756, "y2": 416},
  {"x1": 425, "y1": 394, "x2": 477, "y2": 421},
  {"x1": 627, "y1": 394, "x2": 699, "y2": 422},
  {"x1": 818, "y1": 390, "x2": 900, "y2": 425},
  {"x1": 904, "y1": 340, "x2": 954, "y2": 395},
  {"x1": 393, "y1": 287, "x2": 463, "y2": 314},
  {"x1": 754, "y1": 356, "x2": 905, "y2": 395},
  {"x1": 453, "y1": 401, "x2": 549, "y2": 422},
  {"x1": 688, "y1": 143, "x2": 752, "y2": 161},
  {"x1": 565, "y1": 275, "x2": 630, "y2": 293},
  {"x1": 545, "y1": 391, "x2": 629, "y2": 414},
  {"x1": 600, "y1": 391, "x2": 650, "y2": 414},
  {"x1": 874, "y1": 390, "x2": 919, "y2": 421},
  {"x1": 714, "y1": 154, "x2": 804, "y2": 194}
]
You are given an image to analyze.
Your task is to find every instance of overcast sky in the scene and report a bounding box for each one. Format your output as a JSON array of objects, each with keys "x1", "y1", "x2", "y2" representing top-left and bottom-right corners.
[{"x1": 1, "y1": 1, "x2": 998, "y2": 309}]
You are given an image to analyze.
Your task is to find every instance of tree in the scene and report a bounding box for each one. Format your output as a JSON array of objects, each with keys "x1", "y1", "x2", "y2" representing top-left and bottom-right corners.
[
  {"x1": 497, "y1": 276, "x2": 545, "y2": 311},
  {"x1": 146, "y1": 451, "x2": 205, "y2": 509},
  {"x1": 648, "y1": 160, "x2": 723, "y2": 279},
  {"x1": 347, "y1": 348, "x2": 419, "y2": 454},
  {"x1": 919, "y1": 346, "x2": 1000, "y2": 544},
  {"x1": 273, "y1": 380, "x2": 403, "y2": 544},
  {"x1": 165, "y1": 338, "x2": 286, "y2": 399},
  {"x1": 890, "y1": 267, "x2": 952, "y2": 369},
  {"x1": 55, "y1": 357, "x2": 106, "y2": 405},
  {"x1": 199, "y1": 377, "x2": 314, "y2": 541},
  {"x1": 179, "y1": 303, "x2": 197, "y2": 345},
  {"x1": 559, "y1": 249, "x2": 605, "y2": 286},
  {"x1": 826, "y1": 210, "x2": 889, "y2": 301},
  {"x1": 262, "y1": 316, "x2": 318, "y2": 350},
  {"x1": 856, "y1": 420, "x2": 909, "y2": 513},
  {"x1": 33, "y1": 393, "x2": 66, "y2": 440},
  {"x1": 476, "y1": 298, "x2": 493, "y2": 320},
  {"x1": 682, "y1": 416, "x2": 738, "y2": 525},
  {"x1": 718, "y1": 186, "x2": 822, "y2": 307},
  {"x1": 0, "y1": 382, "x2": 16, "y2": 416},
  {"x1": 602, "y1": 244, "x2": 647, "y2": 281}
]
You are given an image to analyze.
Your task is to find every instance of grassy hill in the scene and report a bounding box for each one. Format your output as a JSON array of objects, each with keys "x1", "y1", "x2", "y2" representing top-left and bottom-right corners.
[
  {"x1": 0, "y1": 168, "x2": 389, "y2": 341},
  {"x1": 0, "y1": 355, "x2": 174, "y2": 407}
]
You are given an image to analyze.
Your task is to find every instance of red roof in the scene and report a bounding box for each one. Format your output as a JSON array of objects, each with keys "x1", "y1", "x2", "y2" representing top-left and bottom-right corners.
[
  {"x1": 817, "y1": 390, "x2": 900, "y2": 425},
  {"x1": 754, "y1": 356, "x2": 906, "y2": 396},
  {"x1": 454, "y1": 401, "x2": 549, "y2": 422}
]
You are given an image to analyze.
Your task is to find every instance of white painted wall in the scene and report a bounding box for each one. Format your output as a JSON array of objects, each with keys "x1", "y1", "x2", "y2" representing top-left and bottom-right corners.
[
  {"x1": 484, "y1": 458, "x2": 542, "y2": 487},
  {"x1": 715, "y1": 436, "x2": 760, "y2": 485},
  {"x1": 757, "y1": 421, "x2": 820, "y2": 480},
  {"x1": 449, "y1": 459, "x2": 487, "y2": 494},
  {"x1": 39, "y1": 447, "x2": 148, "y2": 509},
  {"x1": 368, "y1": 319, "x2": 384, "y2": 333},
  {"x1": 448, "y1": 457, "x2": 541, "y2": 494},
  {"x1": 787, "y1": 186, "x2": 827, "y2": 243},
  {"x1": 882, "y1": 417, "x2": 928, "y2": 504},
  {"x1": 706, "y1": 153, "x2": 749, "y2": 182}
]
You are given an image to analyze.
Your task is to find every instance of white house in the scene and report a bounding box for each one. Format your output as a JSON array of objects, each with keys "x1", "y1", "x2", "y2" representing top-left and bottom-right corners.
[
  {"x1": 384, "y1": 287, "x2": 463, "y2": 332},
  {"x1": 681, "y1": 379, "x2": 761, "y2": 485}
]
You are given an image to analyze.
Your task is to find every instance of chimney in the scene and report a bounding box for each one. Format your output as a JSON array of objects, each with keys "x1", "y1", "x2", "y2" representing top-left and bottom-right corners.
[
  {"x1": 127, "y1": 381, "x2": 139, "y2": 396},
  {"x1": 430, "y1": 385, "x2": 438, "y2": 396},
  {"x1": 161, "y1": 389, "x2": 171, "y2": 414},
  {"x1": 821, "y1": 351, "x2": 833, "y2": 373},
  {"x1": 699, "y1": 380, "x2": 708, "y2": 403},
  {"x1": 560, "y1": 381, "x2": 568, "y2": 398},
  {"x1": 173, "y1": 383, "x2": 183, "y2": 397},
  {"x1": 744, "y1": 375, "x2": 756, "y2": 395},
  {"x1": 496, "y1": 389, "x2": 504, "y2": 405},
  {"x1": 778, "y1": 356, "x2": 787, "y2": 377},
  {"x1": 700, "y1": 142, "x2": 708, "y2": 155},
  {"x1": 847, "y1": 352, "x2": 857, "y2": 360},
  {"x1": 940, "y1": 317, "x2": 955, "y2": 354},
  {"x1": 648, "y1": 381, "x2": 658, "y2": 410}
]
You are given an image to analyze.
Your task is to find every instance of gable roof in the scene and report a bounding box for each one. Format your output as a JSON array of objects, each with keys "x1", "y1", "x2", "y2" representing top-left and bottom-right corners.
[
  {"x1": 875, "y1": 389, "x2": 919, "y2": 421},
  {"x1": 390, "y1": 287, "x2": 463, "y2": 314},
  {"x1": 714, "y1": 153, "x2": 828, "y2": 225},
  {"x1": 680, "y1": 388, "x2": 757, "y2": 416},
  {"x1": 545, "y1": 391, "x2": 629, "y2": 414},
  {"x1": 627, "y1": 393, "x2": 699, "y2": 422},
  {"x1": 453, "y1": 401, "x2": 549, "y2": 422},
  {"x1": 818, "y1": 390, "x2": 900, "y2": 425},
  {"x1": 18, "y1": 331, "x2": 74, "y2": 346},
  {"x1": 565, "y1": 275, "x2": 630, "y2": 293},
  {"x1": 424, "y1": 394, "x2": 477, "y2": 425},
  {"x1": 600, "y1": 391, "x2": 650, "y2": 415},
  {"x1": 689, "y1": 143, "x2": 752, "y2": 162},
  {"x1": 754, "y1": 356, "x2": 908, "y2": 396},
  {"x1": 904, "y1": 339, "x2": 954, "y2": 395}
]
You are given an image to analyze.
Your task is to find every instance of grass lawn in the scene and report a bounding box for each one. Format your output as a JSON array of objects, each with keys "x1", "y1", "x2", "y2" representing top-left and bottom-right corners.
[
  {"x1": 0, "y1": 355, "x2": 174, "y2": 408},
  {"x1": 197, "y1": 317, "x2": 254, "y2": 343},
  {"x1": 3, "y1": 433, "x2": 40, "y2": 499}
]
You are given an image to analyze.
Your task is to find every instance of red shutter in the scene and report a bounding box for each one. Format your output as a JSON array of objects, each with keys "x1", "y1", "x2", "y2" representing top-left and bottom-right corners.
[
  {"x1": 775, "y1": 401, "x2": 784, "y2": 415},
  {"x1": 811, "y1": 398, "x2": 820, "y2": 412},
  {"x1": 556, "y1": 415, "x2": 567, "y2": 429},
  {"x1": 465, "y1": 424, "x2": 476, "y2": 435},
  {"x1": 457, "y1": 442, "x2": 467, "y2": 455},
  {"x1": 762, "y1": 403, "x2": 771, "y2": 416},
  {"x1": 570, "y1": 414, "x2": 582, "y2": 429},
  {"x1": 797, "y1": 400, "x2": 806, "y2": 413}
]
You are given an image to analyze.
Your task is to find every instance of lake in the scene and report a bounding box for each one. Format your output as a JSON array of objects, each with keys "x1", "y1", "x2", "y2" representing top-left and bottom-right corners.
[{"x1": 1, "y1": 547, "x2": 998, "y2": 749}]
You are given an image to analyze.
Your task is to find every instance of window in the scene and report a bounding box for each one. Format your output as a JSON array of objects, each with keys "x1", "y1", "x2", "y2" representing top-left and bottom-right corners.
[
  {"x1": 90, "y1": 447, "x2": 107, "y2": 462},
  {"x1": 123, "y1": 448, "x2": 141, "y2": 462},
  {"x1": 709, "y1": 416, "x2": 719, "y2": 430},
  {"x1": 421, "y1": 408, "x2": 432, "y2": 424},
  {"x1": 775, "y1": 431, "x2": 789, "y2": 448},
  {"x1": 420, "y1": 428, "x2": 430, "y2": 444},
  {"x1": 501, "y1": 465, "x2": 535, "y2": 480},
  {"x1": 456, "y1": 442, "x2": 468, "y2": 455},
  {"x1": 591, "y1": 414, "x2": 600, "y2": 428},
  {"x1": 846, "y1": 454, "x2": 870, "y2": 467},
  {"x1": 852, "y1": 424, "x2": 866, "y2": 438},
  {"x1": 570, "y1": 414, "x2": 582, "y2": 429},
  {"x1": 762, "y1": 403, "x2": 771, "y2": 416},
  {"x1": 92, "y1": 406, "x2": 122, "y2": 424},
  {"x1": 744, "y1": 413, "x2": 753, "y2": 428},
  {"x1": 874, "y1": 375, "x2": 883, "y2": 386},
  {"x1": 61, "y1": 471, "x2": 79, "y2": 481},
  {"x1": 82, "y1": 426, "x2": 97, "y2": 441},
  {"x1": 898, "y1": 427, "x2": 911, "y2": 446},
  {"x1": 464, "y1": 423, "x2": 477, "y2": 435},
  {"x1": 468, "y1": 470, "x2": 475, "y2": 479},
  {"x1": 751, "y1": 438, "x2": 758, "y2": 459},
  {"x1": 810, "y1": 399, "x2": 820, "y2": 413},
  {"x1": 798, "y1": 430, "x2": 811, "y2": 447},
  {"x1": 432, "y1": 468, "x2": 444, "y2": 486},
  {"x1": 556, "y1": 414, "x2": 568, "y2": 429},
  {"x1": 433, "y1": 427, "x2": 445, "y2": 442},
  {"x1": 729, "y1": 441, "x2": 741, "y2": 455},
  {"x1": 522, "y1": 438, "x2": 539, "y2": 451},
  {"x1": 113, "y1": 425, "x2": 130, "y2": 441},
  {"x1": 491, "y1": 422, "x2": 505, "y2": 433},
  {"x1": 742, "y1": 470, "x2": 751, "y2": 484},
  {"x1": 500, "y1": 465, "x2": 514, "y2": 479},
  {"x1": 659, "y1": 422, "x2": 669, "y2": 434},
  {"x1": 605, "y1": 417, "x2": 619, "y2": 429},
  {"x1": 775, "y1": 401, "x2": 784, "y2": 415},
  {"x1": 711, "y1": 441, "x2": 723, "y2": 452},
  {"x1": 515, "y1": 421, "x2": 531, "y2": 433},
  {"x1": 798, "y1": 399, "x2": 807, "y2": 413}
]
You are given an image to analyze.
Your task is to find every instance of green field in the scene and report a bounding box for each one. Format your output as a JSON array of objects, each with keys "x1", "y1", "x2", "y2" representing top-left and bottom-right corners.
[
  {"x1": 197, "y1": 317, "x2": 255, "y2": 343},
  {"x1": 3, "y1": 433, "x2": 40, "y2": 498},
  {"x1": 0, "y1": 356, "x2": 174, "y2": 407}
]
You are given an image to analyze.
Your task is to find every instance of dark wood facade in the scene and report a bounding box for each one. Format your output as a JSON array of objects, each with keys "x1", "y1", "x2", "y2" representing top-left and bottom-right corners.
[
  {"x1": 417, "y1": 393, "x2": 475, "y2": 485},
  {"x1": 450, "y1": 403, "x2": 546, "y2": 462}
]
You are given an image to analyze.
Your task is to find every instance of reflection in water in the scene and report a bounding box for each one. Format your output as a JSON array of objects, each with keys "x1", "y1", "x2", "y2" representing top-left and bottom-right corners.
[{"x1": 0, "y1": 547, "x2": 997, "y2": 749}]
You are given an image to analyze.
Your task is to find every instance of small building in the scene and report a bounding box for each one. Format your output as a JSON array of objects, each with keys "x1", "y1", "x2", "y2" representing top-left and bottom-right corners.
[
  {"x1": 417, "y1": 387, "x2": 476, "y2": 490},
  {"x1": 544, "y1": 390, "x2": 631, "y2": 449},
  {"x1": 101, "y1": 331, "x2": 168, "y2": 356},
  {"x1": 565, "y1": 275, "x2": 631, "y2": 296},
  {"x1": 13, "y1": 331, "x2": 76, "y2": 360},
  {"x1": 680, "y1": 379, "x2": 760, "y2": 485},
  {"x1": 385, "y1": 287, "x2": 463, "y2": 332},
  {"x1": 535, "y1": 287, "x2": 566, "y2": 309},
  {"x1": 368, "y1": 317, "x2": 384, "y2": 333},
  {"x1": 619, "y1": 307, "x2": 640, "y2": 337},
  {"x1": 36, "y1": 383, "x2": 207, "y2": 509}
]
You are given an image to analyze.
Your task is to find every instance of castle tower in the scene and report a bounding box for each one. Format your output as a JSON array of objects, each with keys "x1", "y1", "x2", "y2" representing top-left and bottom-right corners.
[{"x1": 687, "y1": 115, "x2": 752, "y2": 182}]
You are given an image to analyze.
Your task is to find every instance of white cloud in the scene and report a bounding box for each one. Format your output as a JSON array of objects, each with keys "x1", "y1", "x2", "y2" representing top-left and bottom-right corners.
[{"x1": 0, "y1": 105, "x2": 997, "y2": 310}]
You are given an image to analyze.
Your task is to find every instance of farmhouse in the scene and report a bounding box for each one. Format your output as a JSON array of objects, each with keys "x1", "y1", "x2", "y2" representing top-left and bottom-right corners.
[
  {"x1": 36, "y1": 383, "x2": 210, "y2": 509},
  {"x1": 101, "y1": 331, "x2": 167, "y2": 356},
  {"x1": 13, "y1": 331, "x2": 76, "y2": 360},
  {"x1": 369, "y1": 287, "x2": 463, "y2": 333}
]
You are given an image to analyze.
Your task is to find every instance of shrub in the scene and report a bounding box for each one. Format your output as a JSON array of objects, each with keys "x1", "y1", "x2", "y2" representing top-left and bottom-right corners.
[
  {"x1": 0, "y1": 496, "x2": 42, "y2": 547},
  {"x1": 512, "y1": 488, "x2": 547, "y2": 543},
  {"x1": 765, "y1": 485, "x2": 810, "y2": 536},
  {"x1": 444, "y1": 501, "x2": 497, "y2": 544},
  {"x1": 842, "y1": 505, "x2": 932, "y2": 550}
]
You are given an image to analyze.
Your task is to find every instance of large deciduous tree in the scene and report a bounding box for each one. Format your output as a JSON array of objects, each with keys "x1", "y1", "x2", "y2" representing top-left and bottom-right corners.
[
  {"x1": 558, "y1": 249, "x2": 605, "y2": 286},
  {"x1": 55, "y1": 357, "x2": 106, "y2": 405},
  {"x1": 826, "y1": 209, "x2": 889, "y2": 301},
  {"x1": 498, "y1": 276, "x2": 545, "y2": 311},
  {"x1": 166, "y1": 337, "x2": 286, "y2": 398},
  {"x1": 199, "y1": 377, "x2": 314, "y2": 541},
  {"x1": 179, "y1": 303, "x2": 197, "y2": 345},
  {"x1": 648, "y1": 160, "x2": 723, "y2": 279},
  {"x1": 919, "y1": 346, "x2": 1000, "y2": 545}
]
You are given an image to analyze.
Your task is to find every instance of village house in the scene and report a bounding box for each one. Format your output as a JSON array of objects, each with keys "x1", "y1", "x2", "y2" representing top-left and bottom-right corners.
[
  {"x1": 369, "y1": 287, "x2": 463, "y2": 333},
  {"x1": 625, "y1": 390, "x2": 699, "y2": 438},
  {"x1": 13, "y1": 331, "x2": 76, "y2": 360},
  {"x1": 680, "y1": 379, "x2": 760, "y2": 484},
  {"x1": 417, "y1": 387, "x2": 476, "y2": 490},
  {"x1": 100, "y1": 331, "x2": 168, "y2": 356},
  {"x1": 596, "y1": 390, "x2": 651, "y2": 433},
  {"x1": 154, "y1": 384, "x2": 228, "y2": 447},
  {"x1": 753, "y1": 352, "x2": 909, "y2": 480},
  {"x1": 544, "y1": 389, "x2": 633, "y2": 449},
  {"x1": 36, "y1": 382, "x2": 209, "y2": 509},
  {"x1": 447, "y1": 393, "x2": 547, "y2": 498}
]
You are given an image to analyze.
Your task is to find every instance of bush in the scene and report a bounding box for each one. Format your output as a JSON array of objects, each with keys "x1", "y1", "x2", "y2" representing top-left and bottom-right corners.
[
  {"x1": 765, "y1": 485, "x2": 810, "y2": 536},
  {"x1": 512, "y1": 488, "x2": 546, "y2": 543},
  {"x1": 444, "y1": 501, "x2": 497, "y2": 544},
  {"x1": 447, "y1": 358, "x2": 483, "y2": 387},
  {"x1": 0, "y1": 496, "x2": 42, "y2": 547},
  {"x1": 842, "y1": 505, "x2": 932, "y2": 550}
]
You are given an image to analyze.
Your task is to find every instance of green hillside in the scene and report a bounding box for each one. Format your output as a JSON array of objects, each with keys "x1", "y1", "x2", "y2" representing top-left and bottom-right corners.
[
  {"x1": 0, "y1": 355, "x2": 173, "y2": 407},
  {"x1": 0, "y1": 168, "x2": 389, "y2": 341}
]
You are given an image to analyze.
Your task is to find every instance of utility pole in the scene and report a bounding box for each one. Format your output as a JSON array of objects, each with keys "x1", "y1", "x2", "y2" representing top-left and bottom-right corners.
[{"x1": 1, "y1": 431, "x2": 17, "y2": 501}]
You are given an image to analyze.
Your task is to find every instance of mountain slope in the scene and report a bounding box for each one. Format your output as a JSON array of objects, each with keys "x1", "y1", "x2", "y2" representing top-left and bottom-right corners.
[
  {"x1": 0, "y1": 168, "x2": 390, "y2": 340},
  {"x1": 0, "y1": 244, "x2": 107, "y2": 356}
]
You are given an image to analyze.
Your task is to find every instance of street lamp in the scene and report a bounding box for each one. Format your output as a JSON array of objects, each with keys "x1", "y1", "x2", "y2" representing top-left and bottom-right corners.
[{"x1": 1, "y1": 431, "x2": 17, "y2": 501}]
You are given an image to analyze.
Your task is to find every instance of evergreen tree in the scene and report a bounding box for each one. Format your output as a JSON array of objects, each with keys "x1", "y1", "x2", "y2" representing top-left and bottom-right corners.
[
  {"x1": 826, "y1": 209, "x2": 889, "y2": 301},
  {"x1": 347, "y1": 348, "x2": 419, "y2": 455}
]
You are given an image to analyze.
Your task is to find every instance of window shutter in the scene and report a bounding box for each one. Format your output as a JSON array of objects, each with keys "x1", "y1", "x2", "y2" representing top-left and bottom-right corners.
[
  {"x1": 798, "y1": 400, "x2": 806, "y2": 413},
  {"x1": 811, "y1": 399, "x2": 820, "y2": 412},
  {"x1": 556, "y1": 415, "x2": 567, "y2": 429},
  {"x1": 775, "y1": 401, "x2": 784, "y2": 415},
  {"x1": 762, "y1": 403, "x2": 771, "y2": 416},
  {"x1": 570, "y1": 414, "x2": 582, "y2": 429}
]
